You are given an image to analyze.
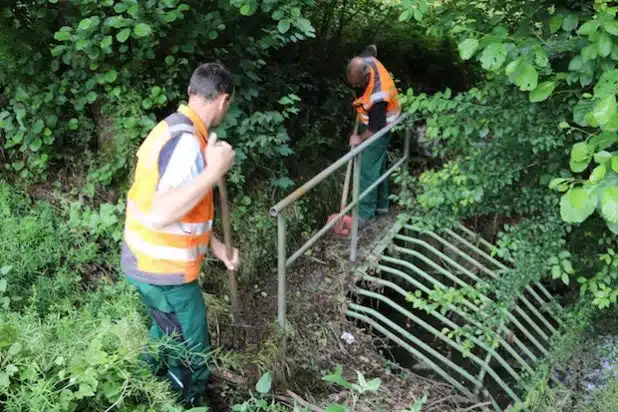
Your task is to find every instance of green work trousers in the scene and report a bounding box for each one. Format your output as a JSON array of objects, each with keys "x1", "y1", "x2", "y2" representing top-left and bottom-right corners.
[
  {"x1": 359, "y1": 130, "x2": 391, "y2": 220},
  {"x1": 126, "y1": 277, "x2": 210, "y2": 405}
]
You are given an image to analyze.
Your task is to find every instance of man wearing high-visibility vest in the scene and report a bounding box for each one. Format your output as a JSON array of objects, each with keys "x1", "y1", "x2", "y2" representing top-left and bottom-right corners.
[
  {"x1": 120, "y1": 62, "x2": 239, "y2": 407},
  {"x1": 346, "y1": 45, "x2": 400, "y2": 228}
]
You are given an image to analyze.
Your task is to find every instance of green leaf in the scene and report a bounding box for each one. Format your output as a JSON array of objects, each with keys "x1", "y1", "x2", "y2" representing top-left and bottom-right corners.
[
  {"x1": 86, "y1": 91, "x2": 97, "y2": 104},
  {"x1": 8, "y1": 342, "x2": 22, "y2": 356},
  {"x1": 601, "y1": 187, "x2": 618, "y2": 223},
  {"x1": 29, "y1": 139, "x2": 43, "y2": 152},
  {"x1": 551, "y1": 265, "x2": 561, "y2": 279},
  {"x1": 291, "y1": 7, "x2": 301, "y2": 17},
  {"x1": 54, "y1": 30, "x2": 72, "y2": 42},
  {"x1": 105, "y1": 70, "x2": 117, "y2": 83},
  {"x1": 514, "y1": 63, "x2": 538, "y2": 91},
  {"x1": 278, "y1": 19, "x2": 291, "y2": 34},
  {"x1": 100, "y1": 36, "x2": 112, "y2": 49},
  {"x1": 595, "y1": 151, "x2": 612, "y2": 164},
  {"x1": 595, "y1": 70, "x2": 618, "y2": 98},
  {"x1": 365, "y1": 378, "x2": 381, "y2": 392},
  {"x1": 325, "y1": 405, "x2": 347, "y2": 412},
  {"x1": 0, "y1": 279, "x2": 6, "y2": 293},
  {"x1": 134, "y1": 23, "x2": 152, "y2": 37},
  {"x1": 578, "y1": 20, "x2": 600, "y2": 36},
  {"x1": 255, "y1": 372, "x2": 272, "y2": 394},
  {"x1": 69, "y1": 118, "x2": 79, "y2": 130},
  {"x1": 606, "y1": 21, "x2": 618, "y2": 36},
  {"x1": 562, "y1": 273, "x2": 570, "y2": 285},
  {"x1": 240, "y1": 4, "x2": 252, "y2": 16},
  {"x1": 571, "y1": 158, "x2": 591, "y2": 173},
  {"x1": 605, "y1": 113, "x2": 618, "y2": 131},
  {"x1": 569, "y1": 55, "x2": 584, "y2": 71},
  {"x1": 582, "y1": 44, "x2": 598, "y2": 62},
  {"x1": 114, "y1": 3, "x2": 129, "y2": 13},
  {"x1": 562, "y1": 14, "x2": 579, "y2": 32},
  {"x1": 593, "y1": 95, "x2": 618, "y2": 125},
  {"x1": 598, "y1": 33, "x2": 614, "y2": 58},
  {"x1": 535, "y1": 48, "x2": 549, "y2": 68},
  {"x1": 612, "y1": 156, "x2": 618, "y2": 172},
  {"x1": 590, "y1": 165, "x2": 607, "y2": 183},
  {"x1": 560, "y1": 187, "x2": 599, "y2": 223},
  {"x1": 116, "y1": 28, "x2": 131, "y2": 43},
  {"x1": 32, "y1": 119, "x2": 44, "y2": 134},
  {"x1": 480, "y1": 43, "x2": 507, "y2": 71},
  {"x1": 590, "y1": 132, "x2": 618, "y2": 149},
  {"x1": 458, "y1": 38, "x2": 479, "y2": 60},
  {"x1": 559, "y1": 121, "x2": 570, "y2": 129},
  {"x1": 571, "y1": 142, "x2": 591, "y2": 162},
  {"x1": 529, "y1": 81, "x2": 556, "y2": 102},
  {"x1": 78, "y1": 18, "x2": 92, "y2": 31},
  {"x1": 550, "y1": 15, "x2": 563, "y2": 34}
]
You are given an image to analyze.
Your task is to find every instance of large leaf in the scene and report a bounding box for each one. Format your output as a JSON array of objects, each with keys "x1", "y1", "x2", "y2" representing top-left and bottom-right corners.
[
  {"x1": 601, "y1": 187, "x2": 618, "y2": 223},
  {"x1": 569, "y1": 55, "x2": 584, "y2": 71},
  {"x1": 480, "y1": 43, "x2": 507, "y2": 71},
  {"x1": 582, "y1": 44, "x2": 598, "y2": 62},
  {"x1": 116, "y1": 28, "x2": 131, "y2": 43},
  {"x1": 573, "y1": 99, "x2": 595, "y2": 126},
  {"x1": 578, "y1": 20, "x2": 600, "y2": 36},
  {"x1": 593, "y1": 95, "x2": 617, "y2": 125},
  {"x1": 605, "y1": 113, "x2": 618, "y2": 131},
  {"x1": 597, "y1": 33, "x2": 614, "y2": 58},
  {"x1": 550, "y1": 15, "x2": 563, "y2": 34},
  {"x1": 134, "y1": 23, "x2": 152, "y2": 38},
  {"x1": 606, "y1": 21, "x2": 618, "y2": 36},
  {"x1": 595, "y1": 70, "x2": 618, "y2": 98},
  {"x1": 571, "y1": 142, "x2": 591, "y2": 162},
  {"x1": 590, "y1": 165, "x2": 607, "y2": 183},
  {"x1": 458, "y1": 39, "x2": 479, "y2": 60},
  {"x1": 562, "y1": 14, "x2": 579, "y2": 32},
  {"x1": 255, "y1": 372, "x2": 272, "y2": 394},
  {"x1": 278, "y1": 19, "x2": 291, "y2": 34},
  {"x1": 514, "y1": 63, "x2": 538, "y2": 91},
  {"x1": 325, "y1": 405, "x2": 347, "y2": 412},
  {"x1": 529, "y1": 81, "x2": 556, "y2": 102},
  {"x1": 560, "y1": 187, "x2": 598, "y2": 223}
]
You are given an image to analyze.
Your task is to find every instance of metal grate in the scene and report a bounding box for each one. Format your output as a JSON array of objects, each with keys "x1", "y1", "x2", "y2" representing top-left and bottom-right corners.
[{"x1": 347, "y1": 219, "x2": 563, "y2": 410}]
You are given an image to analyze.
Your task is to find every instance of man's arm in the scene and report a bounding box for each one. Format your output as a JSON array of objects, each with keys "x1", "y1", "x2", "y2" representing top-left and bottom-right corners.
[
  {"x1": 146, "y1": 136, "x2": 235, "y2": 229},
  {"x1": 148, "y1": 171, "x2": 218, "y2": 229}
]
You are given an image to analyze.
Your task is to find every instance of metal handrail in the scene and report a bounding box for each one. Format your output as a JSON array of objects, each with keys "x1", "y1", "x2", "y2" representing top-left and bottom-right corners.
[{"x1": 271, "y1": 114, "x2": 413, "y2": 328}]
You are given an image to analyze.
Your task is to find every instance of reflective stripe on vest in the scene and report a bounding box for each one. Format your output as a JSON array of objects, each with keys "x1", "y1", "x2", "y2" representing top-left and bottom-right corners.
[{"x1": 122, "y1": 105, "x2": 213, "y2": 284}]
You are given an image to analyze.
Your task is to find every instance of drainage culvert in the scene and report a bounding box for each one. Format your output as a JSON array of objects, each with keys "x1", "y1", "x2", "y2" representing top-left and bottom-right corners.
[{"x1": 347, "y1": 219, "x2": 563, "y2": 411}]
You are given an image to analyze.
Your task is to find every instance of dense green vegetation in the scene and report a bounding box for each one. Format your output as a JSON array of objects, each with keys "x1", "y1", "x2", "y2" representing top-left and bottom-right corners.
[{"x1": 4, "y1": 0, "x2": 618, "y2": 410}]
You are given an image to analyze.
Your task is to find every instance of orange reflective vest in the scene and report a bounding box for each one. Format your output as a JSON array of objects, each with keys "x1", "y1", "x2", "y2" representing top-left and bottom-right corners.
[
  {"x1": 352, "y1": 57, "x2": 400, "y2": 127},
  {"x1": 121, "y1": 105, "x2": 214, "y2": 285}
]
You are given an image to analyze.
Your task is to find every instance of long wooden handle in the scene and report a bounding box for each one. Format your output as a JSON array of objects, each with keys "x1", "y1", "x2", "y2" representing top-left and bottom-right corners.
[
  {"x1": 339, "y1": 116, "x2": 361, "y2": 212},
  {"x1": 209, "y1": 133, "x2": 240, "y2": 322},
  {"x1": 218, "y1": 179, "x2": 240, "y2": 321}
]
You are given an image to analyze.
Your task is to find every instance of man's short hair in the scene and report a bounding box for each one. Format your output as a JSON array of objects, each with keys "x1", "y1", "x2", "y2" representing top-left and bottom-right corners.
[{"x1": 188, "y1": 62, "x2": 234, "y2": 101}]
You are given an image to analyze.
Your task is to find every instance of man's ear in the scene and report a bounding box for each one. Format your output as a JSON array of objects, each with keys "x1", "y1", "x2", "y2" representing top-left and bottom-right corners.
[{"x1": 218, "y1": 93, "x2": 230, "y2": 110}]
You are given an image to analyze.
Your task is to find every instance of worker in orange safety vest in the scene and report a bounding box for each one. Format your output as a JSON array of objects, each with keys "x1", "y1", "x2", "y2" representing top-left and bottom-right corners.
[
  {"x1": 345, "y1": 45, "x2": 400, "y2": 228},
  {"x1": 120, "y1": 62, "x2": 239, "y2": 407}
]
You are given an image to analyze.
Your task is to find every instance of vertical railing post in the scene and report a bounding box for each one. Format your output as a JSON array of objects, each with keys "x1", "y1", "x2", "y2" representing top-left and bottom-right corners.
[
  {"x1": 404, "y1": 124, "x2": 412, "y2": 164},
  {"x1": 277, "y1": 214, "x2": 287, "y2": 329},
  {"x1": 350, "y1": 153, "x2": 362, "y2": 262}
]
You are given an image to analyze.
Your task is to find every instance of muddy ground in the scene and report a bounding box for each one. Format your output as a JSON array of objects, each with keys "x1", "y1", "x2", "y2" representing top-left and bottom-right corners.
[{"x1": 203, "y1": 210, "x2": 492, "y2": 412}]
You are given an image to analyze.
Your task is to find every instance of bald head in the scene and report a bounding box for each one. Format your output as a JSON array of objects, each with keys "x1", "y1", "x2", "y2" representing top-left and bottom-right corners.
[{"x1": 346, "y1": 57, "x2": 370, "y2": 89}]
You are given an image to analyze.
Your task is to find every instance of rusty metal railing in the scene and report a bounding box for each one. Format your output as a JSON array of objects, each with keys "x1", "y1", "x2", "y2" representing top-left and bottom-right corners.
[{"x1": 270, "y1": 114, "x2": 412, "y2": 328}]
